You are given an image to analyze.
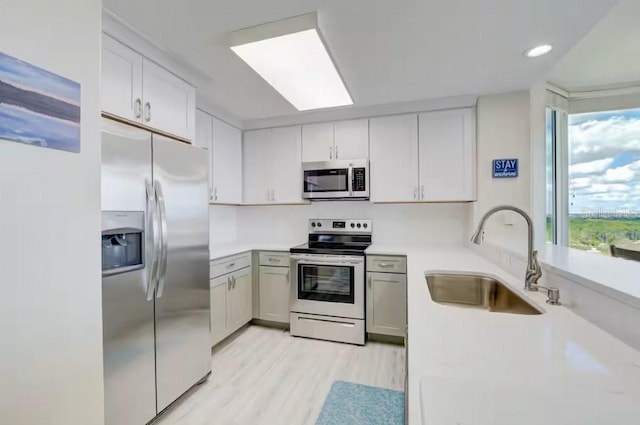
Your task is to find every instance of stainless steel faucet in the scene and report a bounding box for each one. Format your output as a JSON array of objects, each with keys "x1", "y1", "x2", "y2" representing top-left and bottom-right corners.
[{"x1": 471, "y1": 205, "x2": 561, "y2": 305}]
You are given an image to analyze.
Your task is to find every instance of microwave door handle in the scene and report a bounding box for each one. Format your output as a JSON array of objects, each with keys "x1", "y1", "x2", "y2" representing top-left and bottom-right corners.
[{"x1": 348, "y1": 165, "x2": 353, "y2": 197}]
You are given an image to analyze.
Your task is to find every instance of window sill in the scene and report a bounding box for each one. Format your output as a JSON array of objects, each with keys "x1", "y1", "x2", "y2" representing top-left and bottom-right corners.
[{"x1": 539, "y1": 244, "x2": 640, "y2": 309}]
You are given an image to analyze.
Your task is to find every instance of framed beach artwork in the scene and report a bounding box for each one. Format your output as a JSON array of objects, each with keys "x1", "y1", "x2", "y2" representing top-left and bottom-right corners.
[{"x1": 0, "y1": 52, "x2": 80, "y2": 153}]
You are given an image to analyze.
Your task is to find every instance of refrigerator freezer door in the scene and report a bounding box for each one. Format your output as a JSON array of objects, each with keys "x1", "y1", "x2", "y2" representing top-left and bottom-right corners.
[
  {"x1": 101, "y1": 119, "x2": 157, "y2": 425},
  {"x1": 152, "y1": 134, "x2": 211, "y2": 412}
]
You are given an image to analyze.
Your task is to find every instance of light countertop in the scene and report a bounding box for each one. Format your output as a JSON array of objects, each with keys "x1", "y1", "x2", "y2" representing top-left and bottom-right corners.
[
  {"x1": 210, "y1": 242, "x2": 299, "y2": 260},
  {"x1": 540, "y1": 244, "x2": 640, "y2": 306},
  {"x1": 393, "y1": 247, "x2": 640, "y2": 425},
  {"x1": 210, "y1": 242, "x2": 640, "y2": 424}
]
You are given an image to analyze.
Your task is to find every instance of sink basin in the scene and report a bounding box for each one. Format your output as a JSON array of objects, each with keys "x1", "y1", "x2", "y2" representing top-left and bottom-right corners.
[{"x1": 425, "y1": 273, "x2": 542, "y2": 315}]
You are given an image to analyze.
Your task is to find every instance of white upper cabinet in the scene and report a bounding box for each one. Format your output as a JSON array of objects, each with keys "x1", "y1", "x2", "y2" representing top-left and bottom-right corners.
[
  {"x1": 302, "y1": 119, "x2": 369, "y2": 162},
  {"x1": 333, "y1": 119, "x2": 369, "y2": 160},
  {"x1": 142, "y1": 59, "x2": 196, "y2": 141},
  {"x1": 243, "y1": 127, "x2": 303, "y2": 204},
  {"x1": 195, "y1": 109, "x2": 214, "y2": 200},
  {"x1": 194, "y1": 109, "x2": 213, "y2": 151},
  {"x1": 243, "y1": 129, "x2": 271, "y2": 204},
  {"x1": 302, "y1": 122, "x2": 333, "y2": 162},
  {"x1": 369, "y1": 114, "x2": 420, "y2": 202},
  {"x1": 212, "y1": 117, "x2": 243, "y2": 204},
  {"x1": 101, "y1": 34, "x2": 196, "y2": 142},
  {"x1": 419, "y1": 108, "x2": 476, "y2": 201},
  {"x1": 102, "y1": 35, "x2": 143, "y2": 123},
  {"x1": 369, "y1": 109, "x2": 476, "y2": 203},
  {"x1": 270, "y1": 126, "x2": 303, "y2": 203},
  {"x1": 195, "y1": 110, "x2": 243, "y2": 204}
]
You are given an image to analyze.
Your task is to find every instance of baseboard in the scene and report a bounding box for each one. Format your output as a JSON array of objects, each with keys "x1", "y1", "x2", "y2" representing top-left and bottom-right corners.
[
  {"x1": 251, "y1": 318, "x2": 290, "y2": 330},
  {"x1": 367, "y1": 333, "x2": 405, "y2": 345}
]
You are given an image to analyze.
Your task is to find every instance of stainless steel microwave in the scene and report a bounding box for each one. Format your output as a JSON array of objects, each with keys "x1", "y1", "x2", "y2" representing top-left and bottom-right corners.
[{"x1": 302, "y1": 159, "x2": 369, "y2": 200}]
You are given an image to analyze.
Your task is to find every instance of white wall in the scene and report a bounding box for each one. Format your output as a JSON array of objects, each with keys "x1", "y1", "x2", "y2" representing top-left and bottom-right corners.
[
  {"x1": 0, "y1": 1, "x2": 104, "y2": 424},
  {"x1": 234, "y1": 202, "x2": 471, "y2": 248},
  {"x1": 210, "y1": 205, "x2": 238, "y2": 246},
  {"x1": 472, "y1": 91, "x2": 532, "y2": 256}
]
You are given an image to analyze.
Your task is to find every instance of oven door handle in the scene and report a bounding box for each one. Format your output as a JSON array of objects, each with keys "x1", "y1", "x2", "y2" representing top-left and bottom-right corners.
[{"x1": 293, "y1": 259, "x2": 363, "y2": 266}]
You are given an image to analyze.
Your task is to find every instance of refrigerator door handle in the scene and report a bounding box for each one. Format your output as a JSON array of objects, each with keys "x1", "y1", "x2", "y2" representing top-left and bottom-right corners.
[
  {"x1": 155, "y1": 180, "x2": 169, "y2": 298},
  {"x1": 145, "y1": 179, "x2": 159, "y2": 301}
]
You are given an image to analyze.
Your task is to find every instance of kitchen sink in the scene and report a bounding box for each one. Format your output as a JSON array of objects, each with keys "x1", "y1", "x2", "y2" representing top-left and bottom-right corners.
[{"x1": 425, "y1": 273, "x2": 542, "y2": 315}]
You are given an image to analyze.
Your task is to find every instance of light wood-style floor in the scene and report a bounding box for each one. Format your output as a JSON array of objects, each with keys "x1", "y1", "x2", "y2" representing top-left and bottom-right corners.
[{"x1": 155, "y1": 325, "x2": 405, "y2": 425}]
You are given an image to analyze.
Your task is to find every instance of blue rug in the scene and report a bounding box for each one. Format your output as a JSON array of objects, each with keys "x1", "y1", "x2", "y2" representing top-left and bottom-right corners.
[{"x1": 315, "y1": 381, "x2": 404, "y2": 425}]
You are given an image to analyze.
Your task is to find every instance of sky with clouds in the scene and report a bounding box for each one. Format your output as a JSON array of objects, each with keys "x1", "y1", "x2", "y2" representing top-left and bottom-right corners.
[{"x1": 567, "y1": 108, "x2": 640, "y2": 214}]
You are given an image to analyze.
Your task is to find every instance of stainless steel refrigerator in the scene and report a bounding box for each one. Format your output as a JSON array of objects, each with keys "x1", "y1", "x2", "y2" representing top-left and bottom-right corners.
[{"x1": 101, "y1": 118, "x2": 210, "y2": 425}]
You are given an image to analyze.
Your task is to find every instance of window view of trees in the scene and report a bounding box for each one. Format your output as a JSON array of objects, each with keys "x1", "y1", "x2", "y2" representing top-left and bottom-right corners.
[{"x1": 567, "y1": 108, "x2": 640, "y2": 254}]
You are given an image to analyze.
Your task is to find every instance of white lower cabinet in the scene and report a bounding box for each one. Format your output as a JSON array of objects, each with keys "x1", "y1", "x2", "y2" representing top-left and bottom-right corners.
[
  {"x1": 210, "y1": 277, "x2": 228, "y2": 347},
  {"x1": 228, "y1": 267, "x2": 252, "y2": 330},
  {"x1": 209, "y1": 253, "x2": 252, "y2": 347},
  {"x1": 366, "y1": 256, "x2": 407, "y2": 337},
  {"x1": 259, "y1": 266, "x2": 291, "y2": 323},
  {"x1": 257, "y1": 251, "x2": 291, "y2": 324}
]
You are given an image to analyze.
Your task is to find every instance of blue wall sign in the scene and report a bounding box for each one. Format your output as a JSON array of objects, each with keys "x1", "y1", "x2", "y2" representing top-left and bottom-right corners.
[{"x1": 493, "y1": 159, "x2": 518, "y2": 178}]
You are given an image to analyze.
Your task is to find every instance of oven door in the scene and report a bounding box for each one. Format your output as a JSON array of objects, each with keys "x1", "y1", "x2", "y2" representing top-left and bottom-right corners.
[{"x1": 290, "y1": 254, "x2": 365, "y2": 319}]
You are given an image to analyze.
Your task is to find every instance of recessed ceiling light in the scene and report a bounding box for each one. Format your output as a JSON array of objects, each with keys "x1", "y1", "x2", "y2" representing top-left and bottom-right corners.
[
  {"x1": 524, "y1": 44, "x2": 553, "y2": 58},
  {"x1": 230, "y1": 13, "x2": 352, "y2": 112}
]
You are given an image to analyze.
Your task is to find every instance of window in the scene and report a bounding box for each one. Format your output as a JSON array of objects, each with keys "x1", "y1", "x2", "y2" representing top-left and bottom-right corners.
[
  {"x1": 547, "y1": 106, "x2": 640, "y2": 256},
  {"x1": 546, "y1": 108, "x2": 557, "y2": 244}
]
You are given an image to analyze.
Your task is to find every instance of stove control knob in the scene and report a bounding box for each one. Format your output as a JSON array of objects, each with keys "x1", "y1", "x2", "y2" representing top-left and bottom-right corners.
[
  {"x1": 311, "y1": 222, "x2": 316, "y2": 227},
  {"x1": 317, "y1": 222, "x2": 322, "y2": 228},
  {"x1": 363, "y1": 223, "x2": 368, "y2": 229},
  {"x1": 357, "y1": 223, "x2": 362, "y2": 228},
  {"x1": 350, "y1": 223, "x2": 355, "y2": 228}
]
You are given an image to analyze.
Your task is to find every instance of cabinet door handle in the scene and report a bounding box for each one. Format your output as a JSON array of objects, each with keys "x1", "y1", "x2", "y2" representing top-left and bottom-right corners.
[
  {"x1": 232, "y1": 276, "x2": 237, "y2": 288},
  {"x1": 227, "y1": 276, "x2": 231, "y2": 290},
  {"x1": 134, "y1": 98, "x2": 142, "y2": 119},
  {"x1": 413, "y1": 187, "x2": 417, "y2": 200},
  {"x1": 214, "y1": 187, "x2": 218, "y2": 201},
  {"x1": 286, "y1": 270, "x2": 290, "y2": 282},
  {"x1": 144, "y1": 102, "x2": 151, "y2": 122},
  {"x1": 368, "y1": 275, "x2": 372, "y2": 287},
  {"x1": 271, "y1": 189, "x2": 275, "y2": 202},
  {"x1": 329, "y1": 145, "x2": 333, "y2": 160},
  {"x1": 335, "y1": 145, "x2": 339, "y2": 159},
  {"x1": 421, "y1": 185, "x2": 425, "y2": 200},
  {"x1": 209, "y1": 188, "x2": 213, "y2": 201}
]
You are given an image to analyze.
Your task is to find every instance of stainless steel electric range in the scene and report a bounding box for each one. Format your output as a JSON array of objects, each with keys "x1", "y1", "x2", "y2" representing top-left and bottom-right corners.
[{"x1": 289, "y1": 219, "x2": 372, "y2": 345}]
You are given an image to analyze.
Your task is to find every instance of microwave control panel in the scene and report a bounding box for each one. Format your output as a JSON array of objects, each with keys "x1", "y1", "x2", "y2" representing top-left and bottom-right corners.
[{"x1": 353, "y1": 168, "x2": 366, "y2": 192}]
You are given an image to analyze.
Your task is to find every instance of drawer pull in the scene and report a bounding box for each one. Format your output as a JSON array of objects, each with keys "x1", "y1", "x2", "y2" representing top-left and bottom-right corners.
[
  {"x1": 226, "y1": 262, "x2": 236, "y2": 268},
  {"x1": 378, "y1": 262, "x2": 396, "y2": 268}
]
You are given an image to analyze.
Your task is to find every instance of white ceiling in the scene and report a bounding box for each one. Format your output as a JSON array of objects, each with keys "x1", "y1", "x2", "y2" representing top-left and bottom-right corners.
[
  {"x1": 104, "y1": 0, "x2": 619, "y2": 122},
  {"x1": 549, "y1": 0, "x2": 640, "y2": 91}
]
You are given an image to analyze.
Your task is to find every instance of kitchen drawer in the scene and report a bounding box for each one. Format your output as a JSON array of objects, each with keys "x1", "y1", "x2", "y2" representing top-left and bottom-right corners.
[
  {"x1": 366, "y1": 255, "x2": 407, "y2": 274},
  {"x1": 259, "y1": 251, "x2": 290, "y2": 267},
  {"x1": 210, "y1": 252, "x2": 251, "y2": 278}
]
